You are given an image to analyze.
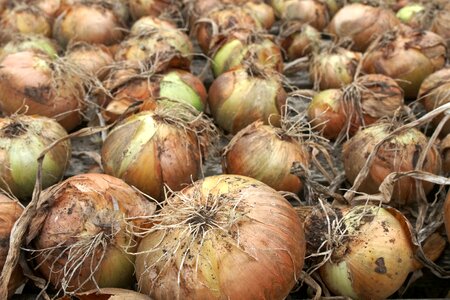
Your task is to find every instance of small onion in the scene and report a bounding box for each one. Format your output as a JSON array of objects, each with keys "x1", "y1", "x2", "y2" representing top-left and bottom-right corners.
[
  {"x1": 327, "y1": 3, "x2": 400, "y2": 52},
  {"x1": 0, "y1": 195, "x2": 25, "y2": 297},
  {"x1": 53, "y1": 1, "x2": 126, "y2": 47},
  {"x1": 28, "y1": 173, "x2": 156, "y2": 293},
  {"x1": 278, "y1": 23, "x2": 321, "y2": 61},
  {"x1": 445, "y1": 190, "x2": 450, "y2": 242},
  {"x1": 136, "y1": 174, "x2": 305, "y2": 299},
  {"x1": 130, "y1": 16, "x2": 177, "y2": 36},
  {"x1": 208, "y1": 66, "x2": 287, "y2": 134},
  {"x1": 305, "y1": 204, "x2": 414, "y2": 299},
  {"x1": 342, "y1": 122, "x2": 442, "y2": 205},
  {"x1": 222, "y1": 121, "x2": 309, "y2": 193},
  {"x1": 0, "y1": 5, "x2": 52, "y2": 37},
  {"x1": 243, "y1": 1, "x2": 275, "y2": 30},
  {"x1": 0, "y1": 115, "x2": 71, "y2": 200},
  {"x1": 362, "y1": 25, "x2": 447, "y2": 99},
  {"x1": 128, "y1": 0, "x2": 178, "y2": 20},
  {"x1": 277, "y1": 0, "x2": 330, "y2": 31},
  {"x1": 0, "y1": 34, "x2": 59, "y2": 60},
  {"x1": 310, "y1": 46, "x2": 361, "y2": 90},
  {"x1": 65, "y1": 42, "x2": 114, "y2": 80},
  {"x1": 0, "y1": 51, "x2": 85, "y2": 131}
]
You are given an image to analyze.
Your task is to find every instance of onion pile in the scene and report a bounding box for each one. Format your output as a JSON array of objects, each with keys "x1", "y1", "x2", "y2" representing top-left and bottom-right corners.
[{"x1": 136, "y1": 174, "x2": 305, "y2": 299}]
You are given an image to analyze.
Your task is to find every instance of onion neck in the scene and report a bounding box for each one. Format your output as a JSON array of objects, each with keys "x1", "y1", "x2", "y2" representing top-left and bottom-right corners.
[{"x1": 1, "y1": 121, "x2": 28, "y2": 138}]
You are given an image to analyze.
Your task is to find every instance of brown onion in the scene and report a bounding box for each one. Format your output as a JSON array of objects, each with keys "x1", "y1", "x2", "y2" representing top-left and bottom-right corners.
[
  {"x1": 129, "y1": 16, "x2": 177, "y2": 36},
  {"x1": 222, "y1": 121, "x2": 309, "y2": 193},
  {"x1": 342, "y1": 122, "x2": 442, "y2": 205},
  {"x1": 65, "y1": 42, "x2": 114, "y2": 80},
  {"x1": 28, "y1": 173, "x2": 156, "y2": 294},
  {"x1": 53, "y1": 1, "x2": 126, "y2": 47},
  {"x1": 0, "y1": 195, "x2": 25, "y2": 297},
  {"x1": 279, "y1": 0, "x2": 330, "y2": 30},
  {"x1": 440, "y1": 133, "x2": 450, "y2": 174},
  {"x1": 243, "y1": 1, "x2": 275, "y2": 30},
  {"x1": 362, "y1": 26, "x2": 447, "y2": 99},
  {"x1": 0, "y1": 5, "x2": 52, "y2": 37},
  {"x1": 128, "y1": 0, "x2": 179, "y2": 20},
  {"x1": 445, "y1": 190, "x2": 450, "y2": 242},
  {"x1": 62, "y1": 288, "x2": 152, "y2": 299},
  {"x1": 327, "y1": 3, "x2": 400, "y2": 52},
  {"x1": 208, "y1": 66, "x2": 287, "y2": 134},
  {"x1": 431, "y1": 3, "x2": 450, "y2": 53},
  {"x1": 0, "y1": 51, "x2": 85, "y2": 131},
  {"x1": 279, "y1": 23, "x2": 321, "y2": 60},
  {"x1": 136, "y1": 174, "x2": 305, "y2": 299}
]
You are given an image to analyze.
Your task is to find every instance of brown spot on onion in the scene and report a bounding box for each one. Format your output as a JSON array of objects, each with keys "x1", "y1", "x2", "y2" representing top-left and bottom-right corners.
[{"x1": 375, "y1": 257, "x2": 387, "y2": 274}]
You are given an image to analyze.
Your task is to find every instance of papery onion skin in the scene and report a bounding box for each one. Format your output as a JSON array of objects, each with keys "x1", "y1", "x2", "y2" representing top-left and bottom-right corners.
[
  {"x1": 66, "y1": 42, "x2": 114, "y2": 80},
  {"x1": 279, "y1": 23, "x2": 321, "y2": 60},
  {"x1": 29, "y1": 173, "x2": 156, "y2": 293},
  {"x1": 342, "y1": 123, "x2": 442, "y2": 205},
  {"x1": 315, "y1": 205, "x2": 414, "y2": 299},
  {"x1": 0, "y1": 115, "x2": 71, "y2": 200},
  {"x1": 243, "y1": 1, "x2": 275, "y2": 30},
  {"x1": 101, "y1": 111, "x2": 202, "y2": 201},
  {"x1": 0, "y1": 51, "x2": 85, "y2": 131},
  {"x1": 0, "y1": 195, "x2": 25, "y2": 297},
  {"x1": 136, "y1": 174, "x2": 305, "y2": 299},
  {"x1": 1, "y1": 5, "x2": 52, "y2": 37},
  {"x1": 130, "y1": 16, "x2": 177, "y2": 36},
  {"x1": 445, "y1": 190, "x2": 450, "y2": 242},
  {"x1": 128, "y1": 0, "x2": 178, "y2": 20},
  {"x1": 362, "y1": 26, "x2": 447, "y2": 99},
  {"x1": 277, "y1": 0, "x2": 330, "y2": 31},
  {"x1": 223, "y1": 121, "x2": 309, "y2": 193},
  {"x1": 327, "y1": 3, "x2": 400, "y2": 52},
  {"x1": 440, "y1": 134, "x2": 450, "y2": 174},
  {"x1": 208, "y1": 67, "x2": 287, "y2": 134}
]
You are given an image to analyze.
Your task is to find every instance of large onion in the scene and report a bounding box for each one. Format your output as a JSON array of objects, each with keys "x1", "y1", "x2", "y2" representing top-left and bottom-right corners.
[
  {"x1": 28, "y1": 173, "x2": 156, "y2": 294},
  {"x1": 0, "y1": 195, "x2": 25, "y2": 297},
  {"x1": 208, "y1": 66, "x2": 287, "y2": 134},
  {"x1": 0, "y1": 5, "x2": 52, "y2": 37},
  {"x1": 342, "y1": 122, "x2": 442, "y2": 205},
  {"x1": 278, "y1": 23, "x2": 321, "y2": 60},
  {"x1": 0, "y1": 115, "x2": 71, "y2": 200},
  {"x1": 327, "y1": 3, "x2": 400, "y2": 52},
  {"x1": 66, "y1": 42, "x2": 114, "y2": 80},
  {"x1": 135, "y1": 174, "x2": 305, "y2": 299},
  {"x1": 362, "y1": 25, "x2": 447, "y2": 99}
]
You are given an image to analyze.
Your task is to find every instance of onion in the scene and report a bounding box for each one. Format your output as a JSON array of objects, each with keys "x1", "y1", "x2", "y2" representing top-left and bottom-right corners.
[
  {"x1": 101, "y1": 106, "x2": 216, "y2": 201},
  {"x1": 28, "y1": 173, "x2": 156, "y2": 294},
  {"x1": 304, "y1": 204, "x2": 414, "y2": 299},
  {"x1": 128, "y1": 0, "x2": 179, "y2": 20},
  {"x1": 208, "y1": 66, "x2": 287, "y2": 134},
  {"x1": 327, "y1": 3, "x2": 400, "y2": 52},
  {"x1": 0, "y1": 5, "x2": 52, "y2": 37},
  {"x1": 243, "y1": 1, "x2": 275, "y2": 30},
  {"x1": 278, "y1": 23, "x2": 321, "y2": 61},
  {"x1": 53, "y1": 1, "x2": 126, "y2": 48},
  {"x1": 210, "y1": 29, "x2": 283, "y2": 77},
  {"x1": 135, "y1": 174, "x2": 305, "y2": 299},
  {"x1": 130, "y1": 16, "x2": 177, "y2": 36},
  {"x1": 0, "y1": 51, "x2": 85, "y2": 131},
  {"x1": 310, "y1": 46, "x2": 361, "y2": 90},
  {"x1": 430, "y1": 3, "x2": 450, "y2": 51},
  {"x1": 418, "y1": 68, "x2": 450, "y2": 136},
  {"x1": 445, "y1": 190, "x2": 450, "y2": 242},
  {"x1": 277, "y1": 0, "x2": 330, "y2": 30},
  {"x1": 440, "y1": 133, "x2": 450, "y2": 174},
  {"x1": 0, "y1": 195, "x2": 25, "y2": 297},
  {"x1": 362, "y1": 25, "x2": 447, "y2": 99},
  {"x1": 0, "y1": 115, "x2": 71, "y2": 200},
  {"x1": 0, "y1": 34, "x2": 59, "y2": 60},
  {"x1": 222, "y1": 121, "x2": 309, "y2": 193},
  {"x1": 61, "y1": 288, "x2": 152, "y2": 299},
  {"x1": 65, "y1": 42, "x2": 114, "y2": 80},
  {"x1": 342, "y1": 122, "x2": 442, "y2": 205},
  {"x1": 396, "y1": 3, "x2": 425, "y2": 25}
]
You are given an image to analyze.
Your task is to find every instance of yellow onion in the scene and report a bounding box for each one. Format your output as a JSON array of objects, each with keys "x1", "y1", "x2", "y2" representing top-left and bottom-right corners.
[
  {"x1": 445, "y1": 190, "x2": 450, "y2": 242},
  {"x1": 129, "y1": 16, "x2": 177, "y2": 36},
  {"x1": 53, "y1": 1, "x2": 126, "y2": 48},
  {"x1": 278, "y1": 22, "x2": 321, "y2": 61},
  {"x1": 0, "y1": 195, "x2": 25, "y2": 297},
  {"x1": 243, "y1": 1, "x2": 275, "y2": 30},
  {"x1": 327, "y1": 3, "x2": 400, "y2": 52},
  {"x1": 65, "y1": 42, "x2": 114, "y2": 80},
  {"x1": 208, "y1": 66, "x2": 287, "y2": 134},
  {"x1": 0, "y1": 115, "x2": 71, "y2": 200},
  {"x1": 28, "y1": 173, "x2": 156, "y2": 294},
  {"x1": 222, "y1": 121, "x2": 309, "y2": 193},
  {"x1": 210, "y1": 29, "x2": 283, "y2": 77},
  {"x1": 135, "y1": 174, "x2": 305, "y2": 299},
  {"x1": 362, "y1": 26, "x2": 447, "y2": 99},
  {"x1": 128, "y1": 0, "x2": 178, "y2": 20},
  {"x1": 101, "y1": 106, "x2": 216, "y2": 201},
  {"x1": 0, "y1": 51, "x2": 85, "y2": 131},
  {"x1": 276, "y1": 0, "x2": 330, "y2": 31},
  {"x1": 0, "y1": 34, "x2": 59, "y2": 60},
  {"x1": 305, "y1": 204, "x2": 414, "y2": 299},
  {"x1": 440, "y1": 133, "x2": 450, "y2": 174},
  {"x1": 343, "y1": 122, "x2": 442, "y2": 205},
  {"x1": 0, "y1": 5, "x2": 52, "y2": 37},
  {"x1": 310, "y1": 46, "x2": 361, "y2": 90},
  {"x1": 396, "y1": 3, "x2": 425, "y2": 25},
  {"x1": 195, "y1": 5, "x2": 262, "y2": 53},
  {"x1": 418, "y1": 68, "x2": 450, "y2": 136}
]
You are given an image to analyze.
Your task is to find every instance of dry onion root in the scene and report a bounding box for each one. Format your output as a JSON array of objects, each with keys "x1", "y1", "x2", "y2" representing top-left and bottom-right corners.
[
  {"x1": 0, "y1": 5, "x2": 52, "y2": 37},
  {"x1": 135, "y1": 174, "x2": 305, "y2": 299},
  {"x1": 278, "y1": 22, "x2": 321, "y2": 61},
  {"x1": 27, "y1": 173, "x2": 156, "y2": 295},
  {"x1": 0, "y1": 195, "x2": 25, "y2": 298},
  {"x1": 101, "y1": 102, "x2": 218, "y2": 201},
  {"x1": 0, "y1": 115, "x2": 71, "y2": 200},
  {"x1": 342, "y1": 122, "x2": 442, "y2": 206}
]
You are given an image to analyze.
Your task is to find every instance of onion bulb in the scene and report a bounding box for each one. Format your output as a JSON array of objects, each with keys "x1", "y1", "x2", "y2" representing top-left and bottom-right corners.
[
  {"x1": 275, "y1": 0, "x2": 330, "y2": 30},
  {"x1": 278, "y1": 23, "x2": 321, "y2": 61},
  {"x1": 362, "y1": 26, "x2": 447, "y2": 99},
  {"x1": 0, "y1": 5, "x2": 52, "y2": 37},
  {"x1": 53, "y1": 1, "x2": 126, "y2": 47},
  {"x1": 66, "y1": 42, "x2": 114, "y2": 80},
  {"x1": 101, "y1": 106, "x2": 217, "y2": 201},
  {"x1": 430, "y1": 3, "x2": 450, "y2": 50},
  {"x1": 445, "y1": 190, "x2": 450, "y2": 242},
  {"x1": 128, "y1": 0, "x2": 179, "y2": 20},
  {"x1": 396, "y1": 3, "x2": 425, "y2": 25},
  {"x1": 327, "y1": 3, "x2": 400, "y2": 52},
  {"x1": 0, "y1": 195, "x2": 25, "y2": 297},
  {"x1": 0, "y1": 34, "x2": 59, "y2": 60},
  {"x1": 440, "y1": 133, "x2": 450, "y2": 174},
  {"x1": 208, "y1": 66, "x2": 287, "y2": 134},
  {"x1": 135, "y1": 174, "x2": 305, "y2": 299},
  {"x1": 130, "y1": 16, "x2": 177, "y2": 36},
  {"x1": 0, "y1": 115, "x2": 71, "y2": 200},
  {"x1": 222, "y1": 121, "x2": 309, "y2": 193},
  {"x1": 243, "y1": 1, "x2": 275, "y2": 30},
  {"x1": 342, "y1": 122, "x2": 441, "y2": 205},
  {"x1": 28, "y1": 173, "x2": 156, "y2": 294},
  {"x1": 305, "y1": 204, "x2": 414, "y2": 299}
]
